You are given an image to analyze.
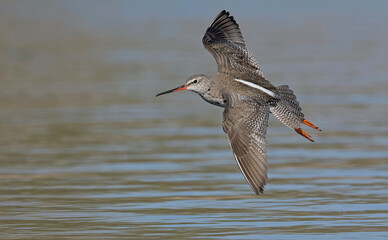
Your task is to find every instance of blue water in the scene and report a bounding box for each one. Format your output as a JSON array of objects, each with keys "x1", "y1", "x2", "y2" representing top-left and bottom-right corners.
[{"x1": 0, "y1": 1, "x2": 387, "y2": 239}]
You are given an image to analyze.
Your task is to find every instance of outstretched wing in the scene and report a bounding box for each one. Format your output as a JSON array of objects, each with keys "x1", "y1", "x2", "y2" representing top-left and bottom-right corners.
[
  {"x1": 203, "y1": 10, "x2": 276, "y2": 92},
  {"x1": 222, "y1": 93, "x2": 270, "y2": 195}
]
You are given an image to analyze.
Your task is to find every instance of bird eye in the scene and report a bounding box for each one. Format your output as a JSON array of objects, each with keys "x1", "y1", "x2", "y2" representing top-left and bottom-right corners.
[{"x1": 193, "y1": 79, "x2": 198, "y2": 83}]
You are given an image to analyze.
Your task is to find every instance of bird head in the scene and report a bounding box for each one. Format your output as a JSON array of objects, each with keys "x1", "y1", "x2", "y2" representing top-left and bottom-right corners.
[{"x1": 156, "y1": 74, "x2": 210, "y2": 97}]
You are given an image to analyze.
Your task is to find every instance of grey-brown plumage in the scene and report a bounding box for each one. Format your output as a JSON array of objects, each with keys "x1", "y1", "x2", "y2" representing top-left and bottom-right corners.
[
  {"x1": 156, "y1": 10, "x2": 321, "y2": 195},
  {"x1": 222, "y1": 93, "x2": 270, "y2": 195},
  {"x1": 203, "y1": 10, "x2": 277, "y2": 92}
]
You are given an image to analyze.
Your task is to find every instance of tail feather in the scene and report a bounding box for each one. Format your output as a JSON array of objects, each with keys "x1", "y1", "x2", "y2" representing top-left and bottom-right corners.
[
  {"x1": 271, "y1": 85, "x2": 321, "y2": 141},
  {"x1": 275, "y1": 85, "x2": 302, "y2": 113},
  {"x1": 271, "y1": 85, "x2": 304, "y2": 129}
]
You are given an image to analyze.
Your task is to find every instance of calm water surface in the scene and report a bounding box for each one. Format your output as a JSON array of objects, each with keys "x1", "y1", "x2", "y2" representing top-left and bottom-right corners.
[{"x1": 0, "y1": 1, "x2": 387, "y2": 239}]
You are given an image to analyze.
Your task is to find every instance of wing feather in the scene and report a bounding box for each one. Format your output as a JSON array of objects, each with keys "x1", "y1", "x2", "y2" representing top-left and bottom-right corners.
[
  {"x1": 203, "y1": 10, "x2": 277, "y2": 92},
  {"x1": 222, "y1": 93, "x2": 270, "y2": 195}
]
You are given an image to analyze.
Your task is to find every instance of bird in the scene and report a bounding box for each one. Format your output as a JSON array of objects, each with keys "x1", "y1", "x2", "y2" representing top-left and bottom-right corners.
[{"x1": 156, "y1": 10, "x2": 321, "y2": 195}]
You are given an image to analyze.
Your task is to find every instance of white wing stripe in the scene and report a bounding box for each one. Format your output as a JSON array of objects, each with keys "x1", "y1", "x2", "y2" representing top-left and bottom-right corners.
[{"x1": 235, "y1": 78, "x2": 276, "y2": 97}]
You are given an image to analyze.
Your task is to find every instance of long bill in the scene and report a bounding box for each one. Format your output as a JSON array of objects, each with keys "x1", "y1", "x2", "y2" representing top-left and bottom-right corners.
[{"x1": 155, "y1": 85, "x2": 188, "y2": 97}]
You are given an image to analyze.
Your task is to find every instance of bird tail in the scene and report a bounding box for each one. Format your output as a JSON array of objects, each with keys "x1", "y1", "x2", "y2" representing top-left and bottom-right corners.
[{"x1": 270, "y1": 85, "x2": 321, "y2": 142}]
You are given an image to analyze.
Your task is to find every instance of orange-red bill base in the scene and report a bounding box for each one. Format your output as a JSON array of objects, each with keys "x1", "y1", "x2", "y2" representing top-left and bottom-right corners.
[{"x1": 155, "y1": 85, "x2": 188, "y2": 97}]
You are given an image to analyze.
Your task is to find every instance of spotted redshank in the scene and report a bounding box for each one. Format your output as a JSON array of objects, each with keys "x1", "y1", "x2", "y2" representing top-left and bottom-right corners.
[{"x1": 156, "y1": 10, "x2": 321, "y2": 195}]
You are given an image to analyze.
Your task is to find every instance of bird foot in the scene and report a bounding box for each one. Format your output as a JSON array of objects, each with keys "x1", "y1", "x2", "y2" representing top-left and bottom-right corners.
[
  {"x1": 295, "y1": 128, "x2": 314, "y2": 142},
  {"x1": 302, "y1": 119, "x2": 321, "y2": 131}
]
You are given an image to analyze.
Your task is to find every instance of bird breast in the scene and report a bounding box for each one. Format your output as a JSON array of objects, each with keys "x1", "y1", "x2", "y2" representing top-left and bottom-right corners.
[{"x1": 200, "y1": 90, "x2": 226, "y2": 108}]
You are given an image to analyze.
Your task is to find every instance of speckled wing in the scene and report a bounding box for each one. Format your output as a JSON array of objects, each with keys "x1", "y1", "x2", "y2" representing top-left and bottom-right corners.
[
  {"x1": 203, "y1": 10, "x2": 277, "y2": 92},
  {"x1": 271, "y1": 85, "x2": 305, "y2": 129},
  {"x1": 222, "y1": 93, "x2": 270, "y2": 195}
]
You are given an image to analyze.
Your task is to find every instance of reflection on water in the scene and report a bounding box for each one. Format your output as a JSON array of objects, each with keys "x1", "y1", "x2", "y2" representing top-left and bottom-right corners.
[{"x1": 0, "y1": 1, "x2": 387, "y2": 239}]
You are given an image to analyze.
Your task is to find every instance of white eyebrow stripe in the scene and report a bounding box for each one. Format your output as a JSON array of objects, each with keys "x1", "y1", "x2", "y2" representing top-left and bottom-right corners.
[{"x1": 234, "y1": 78, "x2": 276, "y2": 97}]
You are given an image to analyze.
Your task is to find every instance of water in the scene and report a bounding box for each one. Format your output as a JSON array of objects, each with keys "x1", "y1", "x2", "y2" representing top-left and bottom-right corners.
[{"x1": 0, "y1": 1, "x2": 387, "y2": 239}]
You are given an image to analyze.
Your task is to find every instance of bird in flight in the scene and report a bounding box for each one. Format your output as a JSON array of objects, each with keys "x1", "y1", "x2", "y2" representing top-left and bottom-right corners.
[{"x1": 156, "y1": 10, "x2": 321, "y2": 195}]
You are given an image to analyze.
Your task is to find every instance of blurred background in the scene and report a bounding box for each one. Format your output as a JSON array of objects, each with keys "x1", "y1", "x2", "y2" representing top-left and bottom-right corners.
[{"x1": 0, "y1": 0, "x2": 387, "y2": 239}]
